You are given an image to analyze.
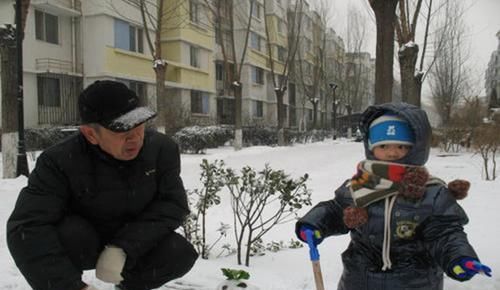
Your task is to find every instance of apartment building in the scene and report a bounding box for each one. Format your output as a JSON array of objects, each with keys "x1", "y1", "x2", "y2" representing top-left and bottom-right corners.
[
  {"x1": 0, "y1": 0, "x2": 370, "y2": 133},
  {"x1": 485, "y1": 30, "x2": 500, "y2": 110},
  {"x1": 0, "y1": 0, "x2": 215, "y2": 129},
  {"x1": 1, "y1": 0, "x2": 84, "y2": 127},
  {"x1": 163, "y1": 0, "x2": 216, "y2": 126}
]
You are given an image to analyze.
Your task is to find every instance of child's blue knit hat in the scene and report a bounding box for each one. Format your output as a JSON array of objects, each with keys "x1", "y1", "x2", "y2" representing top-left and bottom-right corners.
[{"x1": 368, "y1": 114, "x2": 415, "y2": 150}]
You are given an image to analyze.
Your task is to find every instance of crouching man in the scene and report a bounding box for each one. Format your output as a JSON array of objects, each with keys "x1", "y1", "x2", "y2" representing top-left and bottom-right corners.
[{"x1": 7, "y1": 80, "x2": 198, "y2": 290}]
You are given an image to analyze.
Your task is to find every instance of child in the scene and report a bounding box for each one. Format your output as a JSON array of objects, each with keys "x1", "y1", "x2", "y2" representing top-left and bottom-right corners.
[{"x1": 295, "y1": 102, "x2": 491, "y2": 290}]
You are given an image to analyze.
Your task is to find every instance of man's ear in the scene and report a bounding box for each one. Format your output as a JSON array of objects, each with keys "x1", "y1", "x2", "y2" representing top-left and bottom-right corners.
[{"x1": 80, "y1": 125, "x2": 99, "y2": 145}]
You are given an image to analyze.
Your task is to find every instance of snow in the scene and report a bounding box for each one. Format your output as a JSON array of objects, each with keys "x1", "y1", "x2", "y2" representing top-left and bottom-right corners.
[{"x1": 0, "y1": 139, "x2": 498, "y2": 290}]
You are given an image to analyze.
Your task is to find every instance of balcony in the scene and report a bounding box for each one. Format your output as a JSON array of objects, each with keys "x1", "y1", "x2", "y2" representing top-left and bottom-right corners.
[
  {"x1": 31, "y1": 0, "x2": 81, "y2": 17},
  {"x1": 36, "y1": 58, "x2": 82, "y2": 74}
]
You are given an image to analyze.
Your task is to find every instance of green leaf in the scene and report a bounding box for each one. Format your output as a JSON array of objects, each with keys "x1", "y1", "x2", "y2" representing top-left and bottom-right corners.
[{"x1": 221, "y1": 268, "x2": 250, "y2": 280}]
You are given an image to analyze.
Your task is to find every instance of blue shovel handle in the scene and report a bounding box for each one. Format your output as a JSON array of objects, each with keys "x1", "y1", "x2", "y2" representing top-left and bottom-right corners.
[{"x1": 305, "y1": 229, "x2": 320, "y2": 261}]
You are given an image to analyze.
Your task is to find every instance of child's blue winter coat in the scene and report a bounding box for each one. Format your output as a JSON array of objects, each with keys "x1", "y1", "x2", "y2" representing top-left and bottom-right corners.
[{"x1": 296, "y1": 103, "x2": 478, "y2": 290}]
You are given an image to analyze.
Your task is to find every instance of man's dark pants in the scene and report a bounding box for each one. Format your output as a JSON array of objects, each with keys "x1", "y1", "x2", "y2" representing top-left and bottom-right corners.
[{"x1": 57, "y1": 215, "x2": 198, "y2": 290}]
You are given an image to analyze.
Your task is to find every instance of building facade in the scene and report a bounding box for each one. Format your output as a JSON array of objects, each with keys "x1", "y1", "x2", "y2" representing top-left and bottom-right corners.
[
  {"x1": 0, "y1": 0, "x2": 374, "y2": 133},
  {"x1": 485, "y1": 30, "x2": 500, "y2": 110}
]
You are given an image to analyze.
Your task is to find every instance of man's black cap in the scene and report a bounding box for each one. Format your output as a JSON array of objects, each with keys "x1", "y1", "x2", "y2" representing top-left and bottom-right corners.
[{"x1": 78, "y1": 80, "x2": 156, "y2": 132}]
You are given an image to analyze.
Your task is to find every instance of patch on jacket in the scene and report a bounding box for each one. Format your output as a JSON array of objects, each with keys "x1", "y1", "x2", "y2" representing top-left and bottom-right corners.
[{"x1": 396, "y1": 220, "x2": 418, "y2": 239}]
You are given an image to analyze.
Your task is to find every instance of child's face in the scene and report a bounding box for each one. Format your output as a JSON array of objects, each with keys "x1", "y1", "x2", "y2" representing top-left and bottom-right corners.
[{"x1": 372, "y1": 144, "x2": 411, "y2": 161}]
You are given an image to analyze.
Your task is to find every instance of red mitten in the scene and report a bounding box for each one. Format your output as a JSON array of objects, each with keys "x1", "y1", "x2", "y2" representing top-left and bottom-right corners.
[
  {"x1": 398, "y1": 167, "x2": 429, "y2": 200},
  {"x1": 343, "y1": 206, "x2": 368, "y2": 229},
  {"x1": 448, "y1": 179, "x2": 470, "y2": 200}
]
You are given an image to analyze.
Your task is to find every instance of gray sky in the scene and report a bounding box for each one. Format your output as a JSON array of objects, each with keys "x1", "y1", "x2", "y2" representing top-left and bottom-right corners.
[{"x1": 326, "y1": 0, "x2": 500, "y2": 96}]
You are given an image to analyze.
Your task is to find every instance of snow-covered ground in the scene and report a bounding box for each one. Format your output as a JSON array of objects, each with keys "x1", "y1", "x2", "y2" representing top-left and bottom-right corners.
[{"x1": 0, "y1": 139, "x2": 498, "y2": 290}]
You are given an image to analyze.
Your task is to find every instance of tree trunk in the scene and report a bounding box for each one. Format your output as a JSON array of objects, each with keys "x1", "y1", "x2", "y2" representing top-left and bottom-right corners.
[
  {"x1": 1, "y1": 28, "x2": 19, "y2": 178},
  {"x1": 154, "y1": 63, "x2": 167, "y2": 134},
  {"x1": 399, "y1": 44, "x2": 420, "y2": 106},
  {"x1": 312, "y1": 102, "x2": 318, "y2": 129},
  {"x1": 276, "y1": 89, "x2": 285, "y2": 146},
  {"x1": 370, "y1": 0, "x2": 399, "y2": 104},
  {"x1": 233, "y1": 83, "x2": 243, "y2": 150}
]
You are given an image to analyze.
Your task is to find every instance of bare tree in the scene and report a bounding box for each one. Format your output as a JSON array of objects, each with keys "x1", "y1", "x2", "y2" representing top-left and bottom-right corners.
[
  {"x1": 295, "y1": 8, "x2": 327, "y2": 130},
  {"x1": 395, "y1": 0, "x2": 452, "y2": 107},
  {"x1": 395, "y1": 0, "x2": 423, "y2": 106},
  {"x1": 1, "y1": 0, "x2": 30, "y2": 178},
  {"x1": 263, "y1": 0, "x2": 303, "y2": 145},
  {"x1": 204, "y1": 0, "x2": 255, "y2": 150},
  {"x1": 429, "y1": 1, "x2": 471, "y2": 126},
  {"x1": 342, "y1": 4, "x2": 367, "y2": 134},
  {"x1": 369, "y1": 0, "x2": 399, "y2": 104},
  {"x1": 108, "y1": 0, "x2": 191, "y2": 133}
]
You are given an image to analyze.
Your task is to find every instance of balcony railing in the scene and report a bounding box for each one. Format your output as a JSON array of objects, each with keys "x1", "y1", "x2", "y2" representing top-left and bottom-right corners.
[
  {"x1": 36, "y1": 58, "x2": 82, "y2": 74},
  {"x1": 31, "y1": 0, "x2": 82, "y2": 16}
]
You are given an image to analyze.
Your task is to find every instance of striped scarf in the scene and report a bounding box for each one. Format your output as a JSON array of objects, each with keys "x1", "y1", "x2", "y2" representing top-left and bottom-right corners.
[{"x1": 349, "y1": 160, "x2": 425, "y2": 207}]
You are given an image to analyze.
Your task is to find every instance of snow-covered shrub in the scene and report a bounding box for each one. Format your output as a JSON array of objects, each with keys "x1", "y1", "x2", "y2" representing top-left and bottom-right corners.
[
  {"x1": 173, "y1": 126, "x2": 233, "y2": 154},
  {"x1": 242, "y1": 126, "x2": 277, "y2": 146},
  {"x1": 25, "y1": 126, "x2": 78, "y2": 151}
]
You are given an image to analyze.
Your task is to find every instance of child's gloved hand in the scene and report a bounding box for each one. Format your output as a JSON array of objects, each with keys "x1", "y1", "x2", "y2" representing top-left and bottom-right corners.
[
  {"x1": 298, "y1": 225, "x2": 323, "y2": 246},
  {"x1": 448, "y1": 179, "x2": 470, "y2": 200},
  {"x1": 398, "y1": 167, "x2": 429, "y2": 199},
  {"x1": 451, "y1": 257, "x2": 492, "y2": 281}
]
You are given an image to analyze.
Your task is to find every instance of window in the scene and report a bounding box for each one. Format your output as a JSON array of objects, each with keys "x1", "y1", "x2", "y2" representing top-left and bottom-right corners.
[
  {"x1": 308, "y1": 109, "x2": 313, "y2": 121},
  {"x1": 114, "y1": 19, "x2": 144, "y2": 53},
  {"x1": 190, "y1": 0, "x2": 200, "y2": 23},
  {"x1": 37, "y1": 76, "x2": 61, "y2": 107},
  {"x1": 277, "y1": 46, "x2": 286, "y2": 62},
  {"x1": 251, "y1": 1, "x2": 261, "y2": 19},
  {"x1": 251, "y1": 66, "x2": 264, "y2": 84},
  {"x1": 253, "y1": 100, "x2": 263, "y2": 117},
  {"x1": 190, "y1": 46, "x2": 199, "y2": 68},
  {"x1": 250, "y1": 32, "x2": 261, "y2": 50},
  {"x1": 129, "y1": 81, "x2": 146, "y2": 104},
  {"x1": 216, "y1": 63, "x2": 224, "y2": 81},
  {"x1": 191, "y1": 91, "x2": 209, "y2": 114},
  {"x1": 277, "y1": 19, "x2": 284, "y2": 34},
  {"x1": 35, "y1": 10, "x2": 59, "y2": 44},
  {"x1": 289, "y1": 83, "x2": 296, "y2": 105}
]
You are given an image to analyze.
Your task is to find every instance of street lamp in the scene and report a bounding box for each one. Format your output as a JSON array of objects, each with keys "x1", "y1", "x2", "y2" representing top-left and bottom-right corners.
[{"x1": 329, "y1": 82, "x2": 338, "y2": 139}]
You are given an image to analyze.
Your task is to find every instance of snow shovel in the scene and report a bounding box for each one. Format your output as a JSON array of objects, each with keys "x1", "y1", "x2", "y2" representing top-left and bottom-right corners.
[{"x1": 305, "y1": 229, "x2": 325, "y2": 290}]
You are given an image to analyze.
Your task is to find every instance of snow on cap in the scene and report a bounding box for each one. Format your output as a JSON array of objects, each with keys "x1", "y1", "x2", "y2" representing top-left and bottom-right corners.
[
  {"x1": 78, "y1": 80, "x2": 156, "y2": 132},
  {"x1": 368, "y1": 114, "x2": 415, "y2": 150}
]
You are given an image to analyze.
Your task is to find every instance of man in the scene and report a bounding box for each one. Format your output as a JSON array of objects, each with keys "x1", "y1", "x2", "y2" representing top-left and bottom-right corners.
[{"x1": 7, "y1": 80, "x2": 198, "y2": 290}]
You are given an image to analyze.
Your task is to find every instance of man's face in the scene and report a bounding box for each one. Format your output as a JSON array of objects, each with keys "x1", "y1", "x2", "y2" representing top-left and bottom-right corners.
[{"x1": 81, "y1": 124, "x2": 145, "y2": 161}]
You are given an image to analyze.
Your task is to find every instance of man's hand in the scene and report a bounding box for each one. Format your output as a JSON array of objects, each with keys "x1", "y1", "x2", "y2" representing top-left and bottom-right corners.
[
  {"x1": 95, "y1": 245, "x2": 126, "y2": 284},
  {"x1": 451, "y1": 257, "x2": 492, "y2": 281}
]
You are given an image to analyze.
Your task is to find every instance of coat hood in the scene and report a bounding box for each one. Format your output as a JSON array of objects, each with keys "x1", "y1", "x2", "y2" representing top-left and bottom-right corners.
[{"x1": 359, "y1": 102, "x2": 431, "y2": 166}]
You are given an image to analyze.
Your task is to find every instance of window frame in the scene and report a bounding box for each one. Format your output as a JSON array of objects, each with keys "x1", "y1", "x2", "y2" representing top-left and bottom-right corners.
[
  {"x1": 35, "y1": 9, "x2": 59, "y2": 44},
  {"x1": 190, "y1": 45, "x2": 200, "y2": 68},
  {"x1": 37, "y1": 75, "x2": 61, "y2": 107},
  {"x1": 114, "y1": 18, "x2": 144, "y2": 53},
  {"x1": 253, "y1": 100, "x2": 263, "y2": 117},
  {"x1": 251, "y1": 66, "x2": 264, "y2": 85},
  {"x1": 191, "y1": 90, "x2": 210, "y2": 114}
]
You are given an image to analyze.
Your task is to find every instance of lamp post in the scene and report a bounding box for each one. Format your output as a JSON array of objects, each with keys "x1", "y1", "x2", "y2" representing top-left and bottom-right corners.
[
  {"x1": 329, "y1": 83, "x2": 338, "y2": 139},
  {"x1": 15, "y1": 0, "x2": 29, "y2": 177}
]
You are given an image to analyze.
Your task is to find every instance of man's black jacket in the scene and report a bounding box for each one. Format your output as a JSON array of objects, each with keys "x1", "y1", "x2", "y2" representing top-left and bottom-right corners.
[{"x1": 6, "y1": 130, "x2": 189, "y2": 290}]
